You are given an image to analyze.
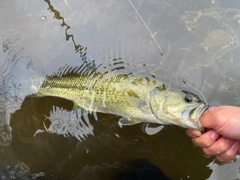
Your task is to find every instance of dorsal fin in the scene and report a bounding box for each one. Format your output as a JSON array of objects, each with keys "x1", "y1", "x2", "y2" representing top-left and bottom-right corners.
[
  {"x1": 49, "y1": 60, "x2": 101, "y2": 78},
  {"x1": 49, "y1": 57, "x2": 129, "y2": 79}
]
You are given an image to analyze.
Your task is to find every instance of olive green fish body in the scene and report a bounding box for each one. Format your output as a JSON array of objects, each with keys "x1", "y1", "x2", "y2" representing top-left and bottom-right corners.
[
  {"x1": 36, "y1": 73, "x2": 208, "y2": 129},
  {"x1": 37, "y1": 73, "x2": 161, "y2": 124}
]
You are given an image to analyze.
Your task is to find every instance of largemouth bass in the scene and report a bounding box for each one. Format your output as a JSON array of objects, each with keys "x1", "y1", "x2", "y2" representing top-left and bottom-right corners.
[{"x1": 34, "y1": 72, "x2": 207, "y2": 130}]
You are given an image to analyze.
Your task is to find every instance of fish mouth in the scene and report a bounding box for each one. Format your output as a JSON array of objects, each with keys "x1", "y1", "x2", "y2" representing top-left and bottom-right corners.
[
  {"x1": 195, "y1": 103, "x2": 209, "y2": 118},
  {"x1": 189, "y1": 103, "x2": 208, "y2": 130}
]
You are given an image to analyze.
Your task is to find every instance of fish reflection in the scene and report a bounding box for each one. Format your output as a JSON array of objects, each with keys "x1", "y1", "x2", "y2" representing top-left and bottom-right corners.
[{"x1": 35, "y1": 106, "x2": 94, "y2": 142}]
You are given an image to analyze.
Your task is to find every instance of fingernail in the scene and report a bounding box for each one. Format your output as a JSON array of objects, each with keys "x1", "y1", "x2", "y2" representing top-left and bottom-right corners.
[
  {"x1": 231, "y1": 142, "x2": 238, "y2": 149},
  {"x1": 210, "y1": 131, "x2": 219, "y2": 140},
  {"x1": 225, "y1": 138, "x2": 233, "y2": 144}
]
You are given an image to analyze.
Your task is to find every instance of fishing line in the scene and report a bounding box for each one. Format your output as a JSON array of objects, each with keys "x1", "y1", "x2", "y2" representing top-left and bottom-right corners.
[
  {"x1": 182, "y1": 80, "x2": 208, "y2": 106},
  {"x1": 127, "y1": 1, "x2": 208, "y2": 106},
  {"x1": 127, "y1": 0, "x2": 176, "y2": 76},
  {"x1": 127, "y1": 0, "x2": 163, "y2": 56}
]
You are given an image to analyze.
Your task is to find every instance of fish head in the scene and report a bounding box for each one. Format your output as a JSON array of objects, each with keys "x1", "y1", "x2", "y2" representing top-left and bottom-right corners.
[{"x1": 149, "y1": 85, "x2": 208, "y2": 130}]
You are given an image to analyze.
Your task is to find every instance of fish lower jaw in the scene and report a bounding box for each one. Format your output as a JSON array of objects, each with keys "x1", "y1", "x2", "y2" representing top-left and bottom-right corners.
[
  {"x1": 158, "y1": 117, "x2": 203, "y2": 130},
  {"x1": 183, "y1": 119, "x2": 204, "y2": 130}
]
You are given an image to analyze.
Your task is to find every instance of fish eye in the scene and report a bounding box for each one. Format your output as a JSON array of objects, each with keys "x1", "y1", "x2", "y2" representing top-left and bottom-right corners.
[{"x1": 184, "y1": 94, "x2": 193, "y2": 103}]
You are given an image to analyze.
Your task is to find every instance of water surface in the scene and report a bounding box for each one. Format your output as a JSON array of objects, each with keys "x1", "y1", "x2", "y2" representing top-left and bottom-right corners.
[{"x1": 1, "y1": 0, "x2": 240, "y2": 179}]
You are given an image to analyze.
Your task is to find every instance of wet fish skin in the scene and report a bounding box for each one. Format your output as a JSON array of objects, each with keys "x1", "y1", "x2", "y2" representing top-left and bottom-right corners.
[{"x1": 35, "y1": 73, "x2": 207, "y2": 130}]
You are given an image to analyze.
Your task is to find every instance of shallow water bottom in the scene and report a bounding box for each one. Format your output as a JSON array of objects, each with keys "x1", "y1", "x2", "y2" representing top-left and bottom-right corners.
[{"x1": 8, "y1": 96, "x2": 213, "y2": 180}]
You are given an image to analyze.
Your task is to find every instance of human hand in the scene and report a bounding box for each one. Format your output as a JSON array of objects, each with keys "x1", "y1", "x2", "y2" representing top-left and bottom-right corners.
[{"x1": 186, "y1": 106, "x2": 240, "y2": 162}]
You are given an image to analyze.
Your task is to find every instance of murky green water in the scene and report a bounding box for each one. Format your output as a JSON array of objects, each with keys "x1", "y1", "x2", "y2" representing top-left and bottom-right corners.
[
  {"x1": 1, "y1": 0, "x2": 240, "y2": 179},
  {"x1": 10, "y1": 96, "x2": 213, "y2": 179}
]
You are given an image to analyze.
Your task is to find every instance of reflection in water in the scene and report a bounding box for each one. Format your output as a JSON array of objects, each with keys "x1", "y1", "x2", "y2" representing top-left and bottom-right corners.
[
  {"x1": 1, "y1": 0, "x2": 240, "y2": 179},
  {"x1": 37, "y1": 106, "x2": 94, "y2": 141},
  {"x1": 179, "y1": 7, "x2": 240, "y2": 105},
  {"x1": 181, "y1": 8, "x2": 240, "y2": 58},
  {"x1": 0, "y1": 124, "x2": 12, "y2": 146},
  {"x1": 0, "y1": 162, "x2": 45, "y2": 180},
  {"x1": 127, "y1": 0, "x2": 164, "y2": 57},
  {"x1": 44, "y1": 0, "x2": 88, "y2": 58},
  {"x1": 0, "y1": 38, "x2": 28, "y2": 144},
  {"x1": 142, "y1": 123, "x2": 165, "y2": 135},
  {"x1": 0, "y1": 37, "x2": 49, "y2": 178},
  {"x1": 207, "y1": 157, "x2": 240, "y2": 180},
  {"x1": 75, "y1": 158, "x2": 171, "y2": 180}
]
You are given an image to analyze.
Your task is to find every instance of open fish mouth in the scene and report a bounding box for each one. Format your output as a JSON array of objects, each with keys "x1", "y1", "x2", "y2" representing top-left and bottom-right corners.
[
  {"x1": 189, "y1": 103, "x2": 208, "y2": 130},
  {"x1": 194, "y1": 103, "x2": 209, "y2": 119}
]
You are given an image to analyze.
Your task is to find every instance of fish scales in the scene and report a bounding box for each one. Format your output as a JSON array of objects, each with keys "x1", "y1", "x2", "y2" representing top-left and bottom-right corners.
[
  {"x1": 37, "y1": 73, "x2": 161, "y2": 123},
  {"x1": 35, "y1": 72, "x2": 208, "y2": 129}
]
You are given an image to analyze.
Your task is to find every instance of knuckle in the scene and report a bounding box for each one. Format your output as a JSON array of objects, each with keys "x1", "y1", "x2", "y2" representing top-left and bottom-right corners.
[
  {"x1": 216, "y1": 154, "x2": 234, "y2": 162},
  {"x1": 217, "y1": 141, "x2": 229, "y2": 152},
  {"x1": 196, "y1": 138, "x2": 212, "y2": 147},
  {"x1": 203, "y1": 141, "x2": 231, "y2": 156},
  {"x1": 216, "y1": 149, "x2": 237, "y2": 162},
  {"x1": 202, "y1": 148, "x2": 212, "y2": 156},
  {"x1": 202, "y1": 147, "x2": 220, "y2": 156},
  {"x1": 192, "y1": 138, "x2": 205, "y2": 147}
]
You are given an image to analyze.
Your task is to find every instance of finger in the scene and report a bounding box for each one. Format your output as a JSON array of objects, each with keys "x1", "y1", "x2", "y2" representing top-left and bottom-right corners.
[
  {"x1": 215, "y1": 141, "x2": 239, "y2": 162},
  {"x1": 186, "y1": 129, "x2": 201, "y2": 138},
  {"x1": 202, "y1": 137, "x2": 234, "y2": 156},
  {"x1": 237, "y1": 141, "x2": 240, "y2": 155},
  {"x1": 199, "y1": 106, "x2": 220, "y2": 129},
  {"x1": 192, "y1": 130, "x2": 219, "y2": 148}
]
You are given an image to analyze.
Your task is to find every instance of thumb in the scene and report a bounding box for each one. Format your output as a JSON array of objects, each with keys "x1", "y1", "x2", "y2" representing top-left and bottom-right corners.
[{"x1": 199, "y1": 106, "x2": 220, "y2": 129}]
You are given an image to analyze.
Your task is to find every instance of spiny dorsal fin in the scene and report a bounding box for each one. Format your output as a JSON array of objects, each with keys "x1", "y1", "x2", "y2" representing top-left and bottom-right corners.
[{"x1": 49, "y1": 60, "x2": 99, "y2": 78}]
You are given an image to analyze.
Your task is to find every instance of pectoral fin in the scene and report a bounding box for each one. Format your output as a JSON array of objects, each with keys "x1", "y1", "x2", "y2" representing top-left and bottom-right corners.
[
  {"x1": 118, "y1": 117, "x2": 141, "y2": 128},
  {"x1": 125, "y1": 90, "x2": 147, "y2": 109}
]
